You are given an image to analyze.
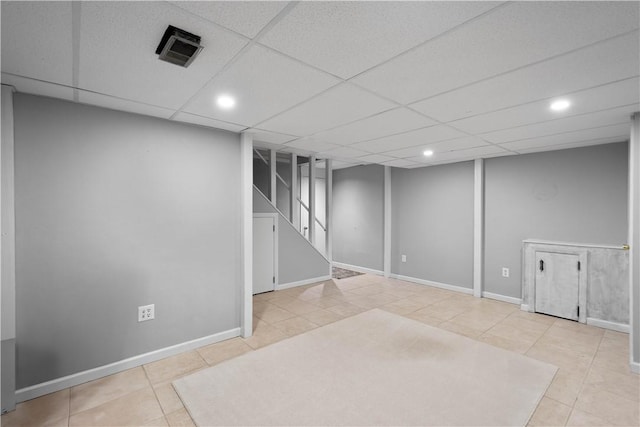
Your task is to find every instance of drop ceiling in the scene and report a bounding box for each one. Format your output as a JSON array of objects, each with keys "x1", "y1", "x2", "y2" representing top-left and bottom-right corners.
[{"x1": 1, "y1": 1, "x2": 638, "y2": 169}]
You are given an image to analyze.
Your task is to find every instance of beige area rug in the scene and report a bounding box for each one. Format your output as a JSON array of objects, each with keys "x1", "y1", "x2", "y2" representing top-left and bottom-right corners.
[{"x1": 173, "y1": 309, "x2": 557, "y2": 426}]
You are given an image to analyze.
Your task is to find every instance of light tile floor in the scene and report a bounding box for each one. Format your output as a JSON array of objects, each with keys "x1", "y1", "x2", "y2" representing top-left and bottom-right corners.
[{"x1": 2, "y1": 274, "x2": 638, "y2": 426}]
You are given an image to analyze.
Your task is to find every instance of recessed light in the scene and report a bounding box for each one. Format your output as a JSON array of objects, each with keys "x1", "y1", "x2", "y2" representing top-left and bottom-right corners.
[
  {"x1": 216, "y1": 95, "x2": 236, "y2": 110},
  {"x1": 423, "y1": 150, "x2": 434, "y2": 157},
  {"x1": 550, "y1": 99, "x2": 570, "y2": 111}
]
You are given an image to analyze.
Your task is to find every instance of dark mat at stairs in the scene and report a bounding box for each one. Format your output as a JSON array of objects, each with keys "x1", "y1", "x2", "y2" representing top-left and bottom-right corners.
[{"x1": 332, "y1": 266, "x2": 364, "y2": 279}]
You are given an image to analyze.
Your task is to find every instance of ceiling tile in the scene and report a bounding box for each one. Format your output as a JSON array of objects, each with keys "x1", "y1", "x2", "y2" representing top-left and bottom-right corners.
[
  {"x1": 78, "y1": 1, "x2": 247, "y2": 110},
  {"x1": 184, "y1": 44, "x2": 339, "y2": 127},
  {"x1": 77, "y1": 90, "x2": 175, "y2": 119},
  {"x1": 277, "y1": 145, "x2": 314, "y2": 157},
  {"x1": 1, "y1": 73, "x2": 74, "y2": 101},
  {"x1": 430, "y1": 136, "x2": 490, "y2": 152},
  {"x1": 408, "y1": 145, "x2": 509, "y2": 164},
  {"x1": 379, "y1": 136, "x2": 490, "y2": 159},
  {"x1": 256, "y1": 83, "x2": 396, "y2": 136},
  {"x1": 382, "y1": 158, "x2": 422, "y2": 168},
  {"x1": 173, "y1": 112, "x2": 246, "y2": 133},
  {"x1": 245, "y1": 128, "x2": 297, "y2": 144},
  {"x1": 410, "y1": 32, "x2": 639, "y2": 122},
  {"x1": 353, "y1": 1, "x2": 639, "y2": 104},
  {"x1": 260, "y1": 1, "x2": 499, "y2": 79},
  {"x1": 381, "y1": 146, "x2": 431, "y2": 160},
  {"x1": 449, "y1": 77, "x2": 640, "y2": 135},
  {"x1": 332, "y1": 160, "x2": 361, "y2": 170},
  {"x1": 311, "y1": 108, "x2": 436, "y2": 146},
  {"x1": 284, "y1": 138, "x2": 340, "y2": 153},
  {"x1": 516, "y1": 137, "x2": 627, "y2": 154},
  {"x1": 1, "y1": 1, "x2": 73, "y2": 85},
  {"x1": 499, "y1": 123, "x2": 631, "y2": 152},
  {"x1": 481, "y1": 105, "x2": 638, "y2": 144},
  {"x1": 351, "y1": 125, "x2": 466, "y2": 154},
  {"x1": 253, "y1": 140, "x2": 287, "y2": 151},
  {"x1": 428, "y1": 151, "x2": 514, "y2": 166},
  {"x1": 357, "y1": 154, "x2": 397, "y2": 164},
  {"x1": 168, "y1": 1, "x2": 288, "y2": 38},
  {"x1": 319, "y1": 146, "x2": 372, "y2": 159}
]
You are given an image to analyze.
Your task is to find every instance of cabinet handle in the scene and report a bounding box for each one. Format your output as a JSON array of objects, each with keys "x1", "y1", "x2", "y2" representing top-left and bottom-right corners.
[{"x1": 539, "y1": 260, "x2": 544, "y2": 272}]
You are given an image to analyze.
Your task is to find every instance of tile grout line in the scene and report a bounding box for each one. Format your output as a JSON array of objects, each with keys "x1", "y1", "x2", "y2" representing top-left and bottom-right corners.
[{"x1": 566, "y1": 329, "x2": 611, "y2": 425}]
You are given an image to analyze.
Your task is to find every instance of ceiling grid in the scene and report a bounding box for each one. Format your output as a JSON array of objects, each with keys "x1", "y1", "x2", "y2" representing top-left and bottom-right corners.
[{"x1": 1, "y1": 1, "x2": 638, "y2": 168}]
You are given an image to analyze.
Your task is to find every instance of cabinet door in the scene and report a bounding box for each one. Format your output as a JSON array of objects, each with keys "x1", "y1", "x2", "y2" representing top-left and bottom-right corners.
[
  {"x1": 253, "y1": 217, "x2": 276, "y2": 295},
  {"x1": 535, "y1": 251, "x2": 580, "y2": 320}
]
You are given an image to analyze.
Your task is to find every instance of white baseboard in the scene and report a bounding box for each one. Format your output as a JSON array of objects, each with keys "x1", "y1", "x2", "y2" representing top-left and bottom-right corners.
[
  {"x1": 15, "y1": 327, "x2": 241, "y2": 403},
  {"x1": 332, "y1": 261, "x2": 384, "y2": 276},
  {"x1": 389, "y1": 274, "x2": 473, "y2": 295},
  {"x1": 521, "y1": 304, "x2": 531, "y2": 312},
  {"x1": 586, "y1": 318, "x2": 629, "y2": 333},
  {"x1": 481, "y1": 292, "x2": 522, "y2": 305},
  {"x1": 276, "y1": 275, "x2": 332, "y2": 291},
  {"x1": 631, "y1": 361, "x2": 640, "y2": 374}
]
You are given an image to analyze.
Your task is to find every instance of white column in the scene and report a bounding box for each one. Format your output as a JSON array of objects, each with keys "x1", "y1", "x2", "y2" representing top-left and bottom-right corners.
[
  {"x1": 290, "y1": 154, "x2": 298, "y2": 228},
  {"x1": 473, "y1": 159, "x2": 484, "y2": 298},
  {"x1": 1, "y1": 84, "x2": 16, "y2": 412},
  {"x1": 240, "y1": 133, "x2": 253, "y2": 338},
  {"x1": 629, "y1": 113, "x2": 640, "y2": 373},
  {"x1": 309, "y1": 156, "x2": 316, "y2": 245},
  {"x1": 269, "y1": 149, "x2": 276, "y2": 205},
  {"x1": 325, "y1": 159, "x2": 333, "y2": 268},
  {"x1": 384, "y1": 166, "x2": 391, "y2": 278}
]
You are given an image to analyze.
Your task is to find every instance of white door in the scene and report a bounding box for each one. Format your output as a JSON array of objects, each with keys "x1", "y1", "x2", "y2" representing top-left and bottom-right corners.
[
  {"x1": 535, "y1": 251, "x2": 580, "y2": 320},
  {"x1": 253, "y1": 216, "x2": 275, "y2": 295}
]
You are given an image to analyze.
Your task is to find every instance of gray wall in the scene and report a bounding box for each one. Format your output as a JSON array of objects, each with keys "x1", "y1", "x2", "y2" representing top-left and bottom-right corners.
[
  {"x1": 391, "y1": 162, "x2": 474, "y2": 288},
  {"x1": 254, "y1": 188, "x2": 329, "y2": 284},
  {"x1": 332, "y1": 165, "x2": 384, "y2": 271},
  {"x1": 484, "y1": 143, "x2": 628, "y2": 298},
  {"x1": 14, "y1": 94, "x2": 241, "y2": 389}
]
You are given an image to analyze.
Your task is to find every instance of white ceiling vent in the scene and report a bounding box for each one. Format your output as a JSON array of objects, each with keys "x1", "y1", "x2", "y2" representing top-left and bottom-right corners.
[{"x1": 155, "y1": 25, "x2": 203, "y2": 68}]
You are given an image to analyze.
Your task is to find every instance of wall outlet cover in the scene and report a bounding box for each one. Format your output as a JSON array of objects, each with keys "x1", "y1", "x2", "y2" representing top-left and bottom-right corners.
[
  {"x1": 401, "y1": 255, "x2": 407, "y2": 263},
  {"x1": 501, "y1": 268, "x2": 510, "y2": 278},
  {"x1": 138, "y1": 304, "x2": 155, "y2": 322}
]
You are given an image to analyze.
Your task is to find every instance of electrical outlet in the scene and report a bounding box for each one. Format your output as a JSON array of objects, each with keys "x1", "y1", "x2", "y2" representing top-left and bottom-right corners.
[
  {"x1": 501, "y1": 268, "x2": 510, "y2": 278},
  {"x1": 138, "y1": 304, "x2": 155, "y2": 322},
  {"x1": 401, "y1": 255, "x2": 407, "y2": 263}
]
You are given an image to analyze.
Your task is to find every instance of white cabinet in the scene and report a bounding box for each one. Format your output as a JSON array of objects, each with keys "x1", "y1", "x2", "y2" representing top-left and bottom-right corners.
[{"x1": 534, "y1": 252, "x2": 581, "y2": 321}]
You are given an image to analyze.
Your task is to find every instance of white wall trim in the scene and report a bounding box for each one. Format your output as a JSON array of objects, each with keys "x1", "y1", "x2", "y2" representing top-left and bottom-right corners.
[
  {"x1": 15, "y1": 327, "x2": 241, "y2": 403},
  {"x1": 1, "y1": 84, "x2": 16, "y2": 413},
  {"x1": 522, "y1": 239, "x2": 627, "y2": 250},
  {"x1": 389, "y1": 274, "x2": 474, "y2": 295},
  {"x1": 325, "y1": 159, "x2": 333, "y2": 274},
  {"x1": 473, "y1": 159, "x2": 484, "y2": 298},
  {"x1": 308, "y1": 155, "x2": 316, "y2": 246},
  {"x1": 482, "y1": 291, "x2": 521, "y2": 305},
  {"x1": 240, "y1": 133, "x2": 253, "y2": 338},
  {"x1": 290, "y1": 153, "x2": 298, "y2": 229},
  {"x1": 333, "y1": 261, "x2": 384, "y2": 277},
  {"x1": 586, "y1": 317, "x2": 629, "y2": 333},
  {"x1": 269, "y1": 149, "x2": 276, "y2": 204},
  {"x1": 631, "y1": 362, "x2": 640, "y2": 374},
  {"x1": 383, "y1": 166, "x2": 391, "y2": 278},
  {"x1": 629, "y1": 112, "x2": 640, "y2": 371},
  {"x1": 276, "y1": 275, "x2": 332, "y2": 291},
  {"x1": 521, "y1": 304, "x2": 530, "y2": 312}
]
